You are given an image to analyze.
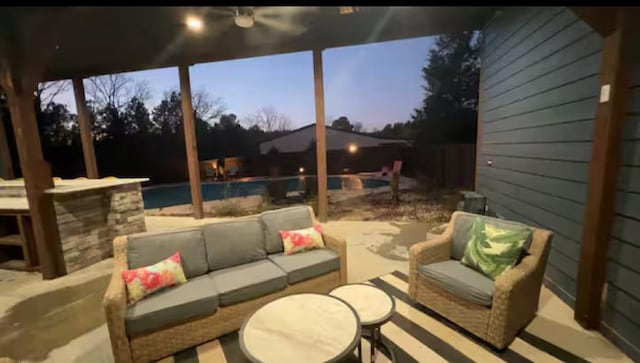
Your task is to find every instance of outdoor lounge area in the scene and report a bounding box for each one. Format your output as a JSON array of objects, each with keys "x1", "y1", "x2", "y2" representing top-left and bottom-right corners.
[{"x1": 1, "y1": 5, "x2": 640, "y2": 363}]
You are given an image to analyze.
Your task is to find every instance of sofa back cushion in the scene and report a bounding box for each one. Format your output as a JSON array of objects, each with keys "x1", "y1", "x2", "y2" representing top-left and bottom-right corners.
[
  {"x1": 451, "y1": 213, "x2": 532, "y2": 260},
  {"x1": 128, "y1": 227, "x2": 208, "y2": 278},
  {"x1": 260, "y1": 206, "x2": 314, "y2": 254},
  {"x1": 203, "y1": 217, "x2": 266, "y2": 271}
]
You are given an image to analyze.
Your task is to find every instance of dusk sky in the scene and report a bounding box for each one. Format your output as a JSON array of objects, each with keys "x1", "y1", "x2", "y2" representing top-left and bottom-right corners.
[{"x1": 53, "y1": 35, "x2": 436, "y2": 131}]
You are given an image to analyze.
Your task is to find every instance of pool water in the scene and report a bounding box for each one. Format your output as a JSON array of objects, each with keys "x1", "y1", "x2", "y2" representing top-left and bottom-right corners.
[{"x1": 142, "y1": 176, "x2": 390, "y2": 209}]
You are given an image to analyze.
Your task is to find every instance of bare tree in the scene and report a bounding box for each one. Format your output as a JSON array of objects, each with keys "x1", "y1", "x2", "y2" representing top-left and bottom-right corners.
[
  {"x1": 192, "y1": 88, "x2": 227, "y2": 123},
  {"x1": 85, "y1": 74, "x2": 150, "y2": 111},
  {"x1": 37, "y1": 80, "x2": 71, "y2": 109},
  {"x1": 243, "y1": 106, "x2": 292, "y2": 132},
  {"x1": 133, "y1": 80, "x2": 152, "y2": 104},
  {"x1": 354, "y1": 122, "x2": 364, "y2": 133}
]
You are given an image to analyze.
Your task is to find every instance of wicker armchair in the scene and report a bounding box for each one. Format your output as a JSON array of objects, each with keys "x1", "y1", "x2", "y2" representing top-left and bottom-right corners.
[{"x1": 408, "y1": 211, "x2": 552, "y2": 349}]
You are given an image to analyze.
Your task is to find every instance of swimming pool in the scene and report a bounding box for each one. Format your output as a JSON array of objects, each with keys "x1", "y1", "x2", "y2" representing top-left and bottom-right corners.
[{"x1": 142, "y1": 176, "x2": 390, "y2": 209}]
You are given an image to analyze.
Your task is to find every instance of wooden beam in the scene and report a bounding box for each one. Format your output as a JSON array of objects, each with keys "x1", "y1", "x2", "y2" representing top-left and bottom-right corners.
[
  {"x1": 313, "y1": 49, "x2": 328, "y2": 222},
  {"x1": 0, "y1": 110, "x2": 15, "y2": 179},
  {"x1": 570, "y1": 7, "x2": 617, "y2": 36},
  {"x1": 178, "y1": 65, "x2": 204, "y2": 219},
  {"x1": 1, "y1": 71, "x2": 66, "y2": 279},
  {"x1": 575, "y1": 9, "x2": 632, "y2": 329},
  {"x1": 72, "y1": 78, "x2": 98, "y2": 179}
]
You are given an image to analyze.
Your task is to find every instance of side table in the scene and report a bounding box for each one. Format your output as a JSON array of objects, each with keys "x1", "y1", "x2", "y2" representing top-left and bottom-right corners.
[{"x1": 330, "y1": 283, "x2": 396, "y2": 362}]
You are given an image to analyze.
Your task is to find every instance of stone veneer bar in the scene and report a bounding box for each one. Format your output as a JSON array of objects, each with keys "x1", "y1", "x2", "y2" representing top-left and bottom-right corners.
[
  {"x1": 50, "y1": 182, "x2": 147, "y2": 273},
  {"x1": 0, "y1": 178, "x2": 148, "y2": 274}
]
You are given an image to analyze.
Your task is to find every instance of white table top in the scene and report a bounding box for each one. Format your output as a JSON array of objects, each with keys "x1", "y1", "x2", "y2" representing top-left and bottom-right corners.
[
  {"x1": 240, "y1": 293, "x2": 360, "y2": 363},
  {"x1": 330, "y1": 284, "x2": 395, "y2": 326}
]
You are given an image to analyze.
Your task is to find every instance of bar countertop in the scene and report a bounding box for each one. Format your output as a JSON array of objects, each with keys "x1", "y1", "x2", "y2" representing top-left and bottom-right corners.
[
  {"x1": 0, "y1": 178, "x2": 149, "y2": 195},
  {"x1": 44, "y1": 178, "x2": 149, "y2": 194}
]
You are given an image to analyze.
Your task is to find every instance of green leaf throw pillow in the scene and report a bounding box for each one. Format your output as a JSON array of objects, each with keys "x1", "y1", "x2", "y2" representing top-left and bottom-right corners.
[{"x1": 461, "y1": 218, "x2": 532, "y2": 280}]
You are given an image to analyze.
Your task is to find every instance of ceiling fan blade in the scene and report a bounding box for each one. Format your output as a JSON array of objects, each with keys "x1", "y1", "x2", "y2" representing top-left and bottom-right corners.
[
  {"x1": 204, "y1": 7, "x2": 235, "y2": 17},
  {"x1": 254, "y1": 15, "x2": 308, "y2": 36},
  {"x1": 253, "y1": 6, "x2": 319, "y2": 18}
]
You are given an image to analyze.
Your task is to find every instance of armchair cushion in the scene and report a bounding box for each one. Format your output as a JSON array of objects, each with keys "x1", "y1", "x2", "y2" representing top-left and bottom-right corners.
[
  {"x1": 451, "y1": 214, "x2": 477, "y2": 260},
  {"x1": 418, "y1": 260, "x2": 495, "y2": 306}
]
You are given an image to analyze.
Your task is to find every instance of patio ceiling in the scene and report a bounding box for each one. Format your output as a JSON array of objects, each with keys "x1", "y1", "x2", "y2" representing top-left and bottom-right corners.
[{"x1": 0, "y1": 6, "x2": 498, "y2": 82}]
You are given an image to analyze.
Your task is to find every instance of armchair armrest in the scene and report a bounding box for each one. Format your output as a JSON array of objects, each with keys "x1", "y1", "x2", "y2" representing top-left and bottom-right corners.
[
  {"x1": 488, "y1": 247, "x2": 549, "y2": 346},
  {"x1": 102, "y1": 236, "x2": 133, "y2": 363},
  {"x1": 323, "y1": 230, "x2": 348, "y2": 284}
]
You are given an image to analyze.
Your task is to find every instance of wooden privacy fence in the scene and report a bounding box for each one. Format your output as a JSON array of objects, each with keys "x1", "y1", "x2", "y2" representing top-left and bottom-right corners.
[{"x1": 412, "y1": 144, "x2": 476, "y2": 190}]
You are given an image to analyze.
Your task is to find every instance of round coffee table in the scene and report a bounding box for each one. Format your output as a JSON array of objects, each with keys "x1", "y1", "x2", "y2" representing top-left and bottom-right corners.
[
  {"x1": 239, "y1": 293, "x2": 361, "y2": 363},
  {"x1": 330, "y1": 284, "x2": 396, "y2": 363}
]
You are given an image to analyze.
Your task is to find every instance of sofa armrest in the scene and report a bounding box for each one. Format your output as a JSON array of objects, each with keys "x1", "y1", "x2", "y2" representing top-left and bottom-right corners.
[
  {"x1": 103, "y1": 236, "x2": 133, "y2": 363},
  {"x1": 323, "y1": 231, "x2": 348, "y2": 284},
  {"x1": 408, "y1": 234, "x2": 452, "y2": 299}
]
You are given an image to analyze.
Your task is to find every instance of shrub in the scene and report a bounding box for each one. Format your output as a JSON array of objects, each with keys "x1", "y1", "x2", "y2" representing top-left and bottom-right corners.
[{"x1": 210, "y1": 200, "x2": 244, "y2": 217}]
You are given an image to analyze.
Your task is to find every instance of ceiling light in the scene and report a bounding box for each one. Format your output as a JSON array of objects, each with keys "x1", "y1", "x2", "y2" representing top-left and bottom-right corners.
[
  {"x1": 235, "y1": 15, "x2": 254, "y2": 28},
  {"x1": 339, "y1": 7, "x2": 358, "y2": 15},
  {"x1": 235, "y1": 7, "x2": 255, "y2": 28},
  {"x1": 186, "y1": 16, "x2": 203, "y2": 32}
]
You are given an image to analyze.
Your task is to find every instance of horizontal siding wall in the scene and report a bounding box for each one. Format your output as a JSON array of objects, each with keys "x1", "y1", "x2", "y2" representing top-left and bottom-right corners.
[
  {"x1": 477, "y1": 7, "x2": 602, "y2": 307},
  {"x1": 601, "y1": 50, "x2": 640, "y2": 361}
]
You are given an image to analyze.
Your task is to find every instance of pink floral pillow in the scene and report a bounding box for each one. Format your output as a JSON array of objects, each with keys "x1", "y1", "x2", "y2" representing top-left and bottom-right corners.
[
  {"x1": 280, "y1": 224, "x2": 325, "y2": 255},
  {"x1": 121, "y1": 252, "x2": 187, "y2": 304}
]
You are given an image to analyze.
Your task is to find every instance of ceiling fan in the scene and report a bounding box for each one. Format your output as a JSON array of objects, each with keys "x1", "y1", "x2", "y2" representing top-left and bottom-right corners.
[{"x1": 199, "y1": 6, "x2": 320, "y2": 38}]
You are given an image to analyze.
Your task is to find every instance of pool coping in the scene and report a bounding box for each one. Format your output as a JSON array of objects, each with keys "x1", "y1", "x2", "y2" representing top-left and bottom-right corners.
[{"x1": 141, "y1": 173, "x2": 392, "y2": 191}]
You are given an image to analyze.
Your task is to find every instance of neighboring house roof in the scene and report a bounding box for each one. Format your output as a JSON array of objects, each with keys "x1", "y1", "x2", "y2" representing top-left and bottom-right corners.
[{"x1": 259, "y1": 124, "x2": 410, "y2": 155}]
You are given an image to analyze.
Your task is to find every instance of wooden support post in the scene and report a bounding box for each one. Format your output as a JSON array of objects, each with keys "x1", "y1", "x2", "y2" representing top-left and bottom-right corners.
[
  {"x1": 1, "y1": 73, "x2": 66, "y2": 279},
  {"x1": 72, "y1": 78, "x2": 99, "y2": 179},
  {"x1": 313, "y1": 49, "x2": 328, "y2": 222},
  {"x1": 178, "y1": 65, "x2": 204, "y2": 219},
  {"x1": 575, "y1": 10, "x2": 632, "y2": 329},
  {"x1": 0, "y1": 110, "x2": 15, "y2": 179}
]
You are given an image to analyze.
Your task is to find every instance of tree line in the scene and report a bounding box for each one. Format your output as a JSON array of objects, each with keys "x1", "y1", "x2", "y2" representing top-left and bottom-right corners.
[
  {"x1": 1, "y1": 74, "x2": 295, "y2": 183},
  {"x1": 0, "y1": 31, "x2": 479, "y2": 183}
]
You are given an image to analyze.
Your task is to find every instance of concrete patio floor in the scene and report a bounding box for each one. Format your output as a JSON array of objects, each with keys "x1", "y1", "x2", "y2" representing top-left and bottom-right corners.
[{"x1": 0, "y1": 216, "x2": 631, "y2": 362}]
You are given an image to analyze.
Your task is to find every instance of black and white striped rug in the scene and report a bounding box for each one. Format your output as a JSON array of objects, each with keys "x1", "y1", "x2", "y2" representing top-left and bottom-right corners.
[{"x1": 158, "y1": 271, "x2": 590, "y2": 363}]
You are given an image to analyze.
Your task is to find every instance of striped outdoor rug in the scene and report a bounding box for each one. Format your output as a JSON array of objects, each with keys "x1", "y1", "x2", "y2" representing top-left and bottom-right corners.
[{"x1": 160, "y1": 271, "x2": 589, "y2": 363}]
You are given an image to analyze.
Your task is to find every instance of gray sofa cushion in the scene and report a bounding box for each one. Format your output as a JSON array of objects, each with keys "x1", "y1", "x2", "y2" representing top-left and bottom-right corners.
[
  {"x1": 418, "y1": 260, "x2": 495, "y2": 306},
  {"x1": 128, "y1": 227, "x2": 207, "y2": 278},
  {"x1": 268, "y1": 249, "x2": 340, "y2": 284},
  {"x1": 203, "y1": 218, "x2": 266, "y2": 271},
  {"x1": 125, "y1": 275, "x2": 218, "y2": 336},
  {"x1": 209, "y1": 260, "x2": 287, "y2": 306},
  {"x1": 451, "y1": 213, "x2": 533, "y2": 260},
  {"x1": 260, "y1": 206, "x2": 314, "y2": 254}
]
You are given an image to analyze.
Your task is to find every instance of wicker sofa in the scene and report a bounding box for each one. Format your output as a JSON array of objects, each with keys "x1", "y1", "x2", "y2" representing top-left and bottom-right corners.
[
  {"x1": 103, "y1": 206, "x2": 347, "y2": 363},
  {"x1": 408, "y1": 211, "x2": 552, "y2": 349}
]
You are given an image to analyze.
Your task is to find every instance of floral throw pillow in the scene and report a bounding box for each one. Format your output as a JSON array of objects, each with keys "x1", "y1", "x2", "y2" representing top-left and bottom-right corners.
[
  {"x1": 121, "y1": 252, "x2": 187, "y2": 304},
  {"x1": 280, "y1": 224, "x2": 325, "y2": 255},
  {"x1": 461, "y1": 218, "x2": 532, "y2": 280}
]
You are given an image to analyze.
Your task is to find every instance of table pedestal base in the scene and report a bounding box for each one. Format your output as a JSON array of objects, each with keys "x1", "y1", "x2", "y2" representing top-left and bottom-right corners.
[{"x1": 357, "y1": 326, "x2": 395, "y2": 363}]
